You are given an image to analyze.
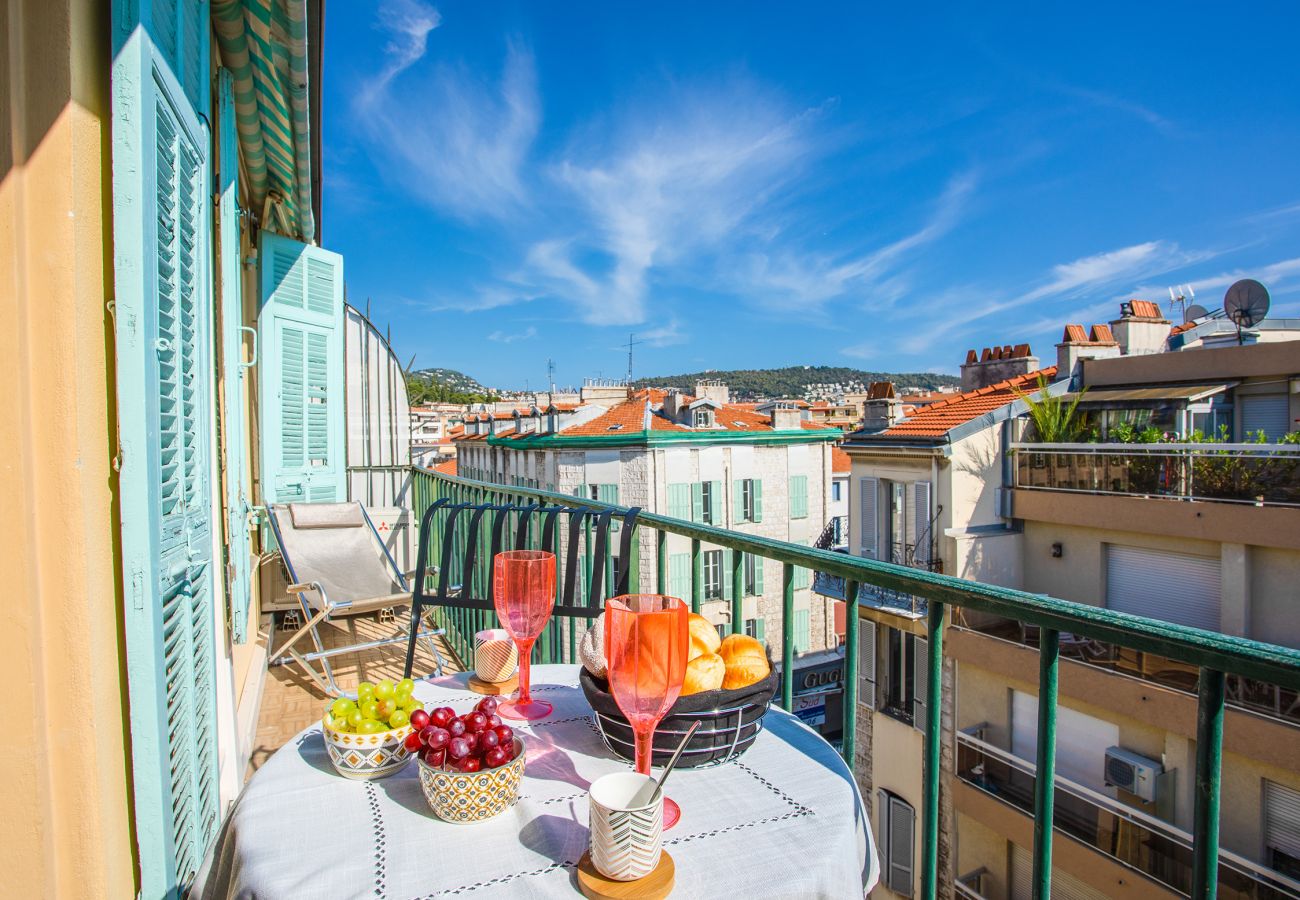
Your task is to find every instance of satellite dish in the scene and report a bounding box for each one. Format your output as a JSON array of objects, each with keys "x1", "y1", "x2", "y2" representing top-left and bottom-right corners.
[
  {"x1": 1184, "y1": 303, "x2": 1209, "y2": 323},
  {"x1": 1223, "y1": 279, "x2": 1270, "y2": 329}
]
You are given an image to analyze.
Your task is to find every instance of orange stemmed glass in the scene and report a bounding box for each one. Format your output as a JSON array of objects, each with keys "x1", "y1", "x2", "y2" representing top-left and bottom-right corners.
[
  {"x1": 493, "y1": 550, "x2": 557, "y2": 721},
  {"x1": 605, "y1": 594, "x2": 689, "y2": 828}
]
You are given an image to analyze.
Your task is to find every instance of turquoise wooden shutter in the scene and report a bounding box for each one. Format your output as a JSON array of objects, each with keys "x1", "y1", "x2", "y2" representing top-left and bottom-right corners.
[
  {"x1": 733, "y1": 480, "x2": 746, "y2": 522},
  {"x1": 790, "y1": 474, "x2": 808, "y2": 518},
  {"x1": 753, "y1": 616, "x2": 766, "y2": 645},
  {"x1": 216, "y1": 68, "x2": 253, "y2": 643},
  {"x1": 752, "y1": 479, "x2": 763, "y2": 522},
  {"x1": 258, "y1": 232, "x2": 345, "y2": 505},
  {"x1": 710, "y1": 480, "x2": 722, "y2": 523},
  {"x1": 753, "y1": 553, "x2": 764, "y2": 595},
  {"x1": 669, "y1": 553, "x2": 690, "y2": 600},
  {"x1": 597, "y1": 484, "x2": 620, "y2": 530},
  {"x1": 722, "y1": 549, "x2": 734, "y2": 600},
  {"x1": 794, "y1": 609, "x2": 811, "y2": 652},
  {"x1": 691, "y1": 482, "x2": 704, "y2": 522},
  {"x1": 793, "y1": 539, "x2": 811, "y2": 589},
  {"x1": 667, "y1": 483, "x2": 691, "y2": 519},
  {"x1": 110, "y1": 5, "x2": 220, "y2": 894}
]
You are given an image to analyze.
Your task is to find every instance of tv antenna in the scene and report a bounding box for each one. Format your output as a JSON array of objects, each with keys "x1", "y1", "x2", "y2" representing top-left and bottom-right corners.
[
  {"x1": 546, "y1": 358, "x2": 556, "y2": 399},
  {"x1": 1223, "y1": 279, "x2": 1270, "y2": 344},
  {"x1": 624, "y1": 332, "x2": 645, "y2": 382},
  {"x1": 1167, "y1": 284, "x2": 1195, "y2": 323}
]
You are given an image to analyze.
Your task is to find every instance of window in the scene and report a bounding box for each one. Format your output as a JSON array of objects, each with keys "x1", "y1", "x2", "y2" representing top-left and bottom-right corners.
[
  {"x1": 693, "y1": 408, "x2": 713, "y2": 428},
  {"x1": 743, "y1": 553, "x2": 764, "y2": 596},
  {"x1": 699, "y1": 481, "x2": 715, "y2": 524},
  {"x1": 789, "y1": 474, "x2": 809, "y2": 519},
  {"x1": 743, "y1": 618, "x2": 766, "y2": 642},
  {"x1": 1265, "y1": 780, "x2": 1300, "y2": 879},
  {"x1": 881, "y1": 627, "x2": 926, "y2": 728},
  {"x1": 877, "y1": 790, "x2": 916, "y2": 896},
  {"x1": 667, "y1": 483, "x2": 692, "y2": 519},
  {"x1": 831, "y1": 481, "x2": 842, "y2": 502},
  {"x1": 733, "y1": 477, "x2": 762, "y2": 523},
  {"x1": 703, "y1": 550, "x2": 723, "y2": 600},
  {"x1": 885, "y1": 480, "x2": 906, "y2": 561},
  {"x1": 793, "y1": 608, "x2": 811, "y2": 653},
  {"x1": 792, "y1": 538, "x2": 811, "y2": 590}
]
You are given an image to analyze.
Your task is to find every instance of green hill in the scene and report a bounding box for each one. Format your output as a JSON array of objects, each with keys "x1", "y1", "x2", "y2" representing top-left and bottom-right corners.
[
  {"x1": 408, "y1": 368, "x2": 500, "y2": 404},
  {"x1": 633, "y1": 365, "x2": 959, "y2": 400}
]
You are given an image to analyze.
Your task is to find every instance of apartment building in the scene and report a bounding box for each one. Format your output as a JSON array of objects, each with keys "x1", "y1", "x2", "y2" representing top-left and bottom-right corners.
[
  {"x1": 410, "y1": 403, "x2": 469, "y2": 467},
  {"x1": 836, "y1": 316, "x2": 1300, "y2": 898},
  {"x1": 454, "y1": 380, "x2": 844, "y2": 666}
]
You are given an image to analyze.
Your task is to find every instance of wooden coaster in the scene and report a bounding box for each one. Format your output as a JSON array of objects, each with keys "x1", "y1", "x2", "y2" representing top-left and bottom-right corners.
[
  {"x1": 467, "y1": 673, "x2": 518, "y2": 696},
  {"x1": 576, "y1": 850, "x2": 674, "y2": 899}
]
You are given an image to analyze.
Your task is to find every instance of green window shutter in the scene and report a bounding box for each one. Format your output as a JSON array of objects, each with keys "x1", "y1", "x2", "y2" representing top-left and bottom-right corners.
[
  {"x1": 691, "y1": 482, "x2": 704, "y2": 522},
  {"x1": 794, "y1": 609, "x2": 811, "y2": 652},
  {"x1": 576, "y1": 554, "x2": 588, "y2": 603},
  {"x1": 110, "y1": 15, "x2": 220, "y2": 895},
  {"x1": 733, "y1": 479, "x2": 746, "y2": 522},
  {"x1": 754, "y1": 616, "x2": 766, "y2": 645},
  {"x1": 216, "y1": 68, "x2": 253, "y2": 643},
  {"x1": 722, "y1": 549, "x2": 734, "y2": 600},
  {"x1": 710, "y1": 480, "x2": 722, "y2": 523},
  {"x1": 667, "y1": 483, "x2": 691, "y2": 519},
  {"x1": 793, "y1": 539, "x2": 811, "y2": 590},
  {"x1": 753, "y1": 554, "x2": 765, "y2": 595},
  {"x1": 597, "y1": 483, "x2": 619, "y2": 505},
  {"x1": 258, "y1": 233, "x2": 345, "y2": 506},
  {"x1": 752, "y1": 479, "x2": 763, "y2": 522},
  {"x1": 790, "y1": 474, "x2": 808, "y2": 519},
  {"x1": 669, "y1": 553, "x2": 690, "y2": 600}
]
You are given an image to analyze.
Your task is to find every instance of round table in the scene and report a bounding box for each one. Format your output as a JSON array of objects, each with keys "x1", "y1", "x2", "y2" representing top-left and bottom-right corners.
[{"x1": 195, "y1": 665, "x2": 879, "y2": 899}]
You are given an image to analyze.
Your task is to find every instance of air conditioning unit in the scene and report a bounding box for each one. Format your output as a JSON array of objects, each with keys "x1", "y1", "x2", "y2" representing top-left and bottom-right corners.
[{"x1": 1104, "y1": 746, "x2": 1163, "y2": 802}]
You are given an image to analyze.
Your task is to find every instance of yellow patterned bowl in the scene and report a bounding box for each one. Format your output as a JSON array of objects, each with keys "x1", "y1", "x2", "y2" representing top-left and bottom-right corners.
[
  {"x1": 418, "y1": 738, "x2": 527, "y2": 823},
  {"x1": 321, "y1": 712, "x2": 414, "y2": 781}
]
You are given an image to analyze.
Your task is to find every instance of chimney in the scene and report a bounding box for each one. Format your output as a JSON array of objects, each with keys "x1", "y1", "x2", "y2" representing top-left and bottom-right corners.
[
  {"x1": 664, "y1": 389, "x2": 686, "y2": 418},
  {"x1": 770, "y1": 404, "x2": 802, "y2": 430},
  {"x1": 579, "y1": 378, "x2": 632, "y2": 407},
  {"x1": 861, "y1": 381, "x2": 900, "y2": 432},
  {"x1": 961, "y1": 342, "x2": 1039, "y2": 390},
  {"x1": 1055, "y1": 324, "x2": 1120, "y2": 381},
  {"x1": 1110, "y1": 300, "x2": 1171, "y2": 356},
  {"x1": 695, "y1": 379, "x2": 730, "y2": 406}
]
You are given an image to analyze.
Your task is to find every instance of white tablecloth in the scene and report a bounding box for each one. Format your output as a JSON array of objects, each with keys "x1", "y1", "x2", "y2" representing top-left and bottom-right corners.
[{"x1": 196, "y1": 665, "x2": 878, "y2": 899}]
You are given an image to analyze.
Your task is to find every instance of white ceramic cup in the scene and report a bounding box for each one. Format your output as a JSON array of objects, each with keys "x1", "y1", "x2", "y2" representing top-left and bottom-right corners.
[
  {"x1": 474, "y1": 628, "x2": 518, "y2": 683},
  {"x1": 588, "y1": 772, "x2": 663, "y2": 881}
]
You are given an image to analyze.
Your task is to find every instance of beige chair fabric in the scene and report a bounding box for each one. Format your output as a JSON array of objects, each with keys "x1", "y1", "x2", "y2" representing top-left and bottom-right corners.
[{"x1": 273, "y1": 503, "x2": 404, "y2": 609}]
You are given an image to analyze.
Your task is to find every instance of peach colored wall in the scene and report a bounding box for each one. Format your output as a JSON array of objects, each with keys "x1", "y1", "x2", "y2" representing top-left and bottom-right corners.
[{"x1": 0, "y1": 0, "x2": 137, "y2": 896}]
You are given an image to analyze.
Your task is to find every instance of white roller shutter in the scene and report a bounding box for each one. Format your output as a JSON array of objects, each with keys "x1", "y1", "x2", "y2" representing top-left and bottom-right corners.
[
  {"x1": 1240, "y1": 394, "x2": 1291, "y2": 440},
  {"x1": 1011, "y1": 691, "x2": 1118, "y2": 794},
  {"x1": 1010, "y1": 844, "x2": 1109, "y2": 900},
  {"x1": 1265, "y1": 780, "x2": 1300, "y2": 861},
  {"x1": 1106, "y1": 545, "x2": 1221, "y2": 632},
  {"x1": 859, "y1": 477, "x2": 879, "y2": 559}
]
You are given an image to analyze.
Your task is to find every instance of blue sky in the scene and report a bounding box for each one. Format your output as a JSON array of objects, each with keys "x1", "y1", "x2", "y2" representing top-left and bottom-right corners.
[{"x1": 322, "y1": 1, "x2": 1300, "y2": 391}]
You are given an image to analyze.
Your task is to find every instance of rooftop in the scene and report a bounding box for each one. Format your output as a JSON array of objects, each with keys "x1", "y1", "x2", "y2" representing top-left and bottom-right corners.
[{"x1": 850, "y1": 367, "x2": 1057, "y2": 440}]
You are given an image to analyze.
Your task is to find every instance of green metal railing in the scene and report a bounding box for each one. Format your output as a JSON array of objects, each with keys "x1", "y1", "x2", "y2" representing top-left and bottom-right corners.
[{"x1": 412, "y1": 467, "x2": 1300, "y2": 900}]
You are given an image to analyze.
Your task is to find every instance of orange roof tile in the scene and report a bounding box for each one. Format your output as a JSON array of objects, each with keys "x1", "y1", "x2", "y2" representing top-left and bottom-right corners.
[
  {"x1": 1062, "y1": 324, "x2": 1088, "y2": 343},
  {"x1": 433, "y1": 459, "x2": 458, "y2": 476},
  {"x1": 1127, "y1": 299, "x2": 1164, "y2": 319},
  {"x1": 832, "y1": 447, "x2": 851, "y2": 473},
  {"x1": 878, "y1": 367, "x2": 1058, "y2": 438},
  {"x1": 1089, "y1": 324, "x2": 1116, "y2": 343},
  {"x1": 562, "y1": 401, "x2": 652, "y2": 436}
]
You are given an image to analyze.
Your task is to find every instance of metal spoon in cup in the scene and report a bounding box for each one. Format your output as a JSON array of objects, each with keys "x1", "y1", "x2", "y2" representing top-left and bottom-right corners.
[{"x1": 631, "y1": 720, "x2": 701, "y2": 808}]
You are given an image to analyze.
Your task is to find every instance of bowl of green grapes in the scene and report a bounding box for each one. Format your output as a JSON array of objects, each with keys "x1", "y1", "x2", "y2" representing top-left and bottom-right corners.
[{"x1": 321, "y1": 678, "x2": 422, "y2": 780}]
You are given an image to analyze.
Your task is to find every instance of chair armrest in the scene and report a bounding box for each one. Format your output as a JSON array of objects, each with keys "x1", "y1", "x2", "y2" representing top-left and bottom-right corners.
[
  {"x1": 287, "y1": 581, "x2": 339, "y2": 610},
  {"x1": 404, "y1": 565, "x2": 438, "y2": 580}
]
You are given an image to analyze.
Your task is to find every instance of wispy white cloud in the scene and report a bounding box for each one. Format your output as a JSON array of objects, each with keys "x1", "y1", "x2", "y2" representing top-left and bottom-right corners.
[
  {"x1": 487, "y1": 325, "x2": 537, "y2": 343},
  {"x1": 637, "y1": 318, "x2": 687, "y2": 348},
  {"x1": 357, "y1": 0, "x2": 442, "y2": 102}
]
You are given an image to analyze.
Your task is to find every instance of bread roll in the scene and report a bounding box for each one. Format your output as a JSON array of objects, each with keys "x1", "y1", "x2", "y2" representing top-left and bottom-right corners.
[
  {"x1": 579, "y1": 613, "x2": 607, "y2": 679},
  {"x1": 687, "y1": 613, "x2": 722, "y2": 661},
  {"x1": 719, "y1": 633, "x2": 767, "y2": 667},
  {"x1": 722, "y1": 658, "x2": 770, "y2": 691},
  {"x1": 682, "y1": 652, "x2": 725, "y2": 695}
]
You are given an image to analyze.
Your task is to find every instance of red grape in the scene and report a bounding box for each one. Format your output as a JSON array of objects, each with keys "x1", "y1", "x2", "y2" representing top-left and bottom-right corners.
[
  {"x1": 403, "y1": 732, "x2": 424, "y2": 752},
  {"x1": 463, "y1": 732, "x2": 479, "y2": 755},
  {"x1": 493, "y1": 725, "x2": 513, "y2": 745},
  {"x1": 465, "y1": 712, "x2": 488, "y2": 733},
  {"x1": 483, "y1": 747, "x2": 508, "y2": 769},
  {"x1": 486, "y1": 714, "x2": 502, "y2": 729},
  {"x1": 448, "y1": 736, "x2": 470, "y2": 759},
  {"x1": 422, "y1": 747, "x2": 446, "y2": 768},
  {"x1": 409, "y1": 709, "x2": 431, "y2": 730},
  {"x1": 447, "y1": 717, "x2": 466, "y2": 737},
  {"x1": 456, "y1": 756, "x2": 482, "y2": 773},
  {"x1": 430, "y1": 707, "x2": 455, "y2": 728},
  {"x1": 475, "y1": 697, "x2": 499, "y2": 716},
  {"x1": 424, "y1": 727, "x2": 449, "y2": 751},
  {"x1": 480, "y1": 730, "x2": 500, "y2": 751},
  {"x1": 418, "y1": 726, "x2": 438, "y2": 746}
]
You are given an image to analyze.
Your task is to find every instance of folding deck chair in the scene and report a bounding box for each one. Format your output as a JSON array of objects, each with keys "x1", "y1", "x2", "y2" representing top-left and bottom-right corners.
[
  {"x1": 268, "y1": 502, "x2": 446, "y2": 696},
  {"x1": 402, "y1": 497, "x2": 641, "y2": 679}
]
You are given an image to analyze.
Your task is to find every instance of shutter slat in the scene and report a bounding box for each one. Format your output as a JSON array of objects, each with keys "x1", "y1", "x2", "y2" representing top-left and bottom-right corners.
[
  {"x1": 1106, "y1": 545, "x2": 1221, "y2": 632},
  {"x1": 1265, "y1": 780, "x2": 1300, "y2": 859}
]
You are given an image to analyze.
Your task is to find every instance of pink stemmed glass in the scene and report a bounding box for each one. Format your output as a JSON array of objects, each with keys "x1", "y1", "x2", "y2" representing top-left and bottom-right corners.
[
  {"x1": 493, "y1": 550, "x2": 557, "y2": 721},
  {"x1": 605, "y1": 594, "x2": 690, "y2": 828}
]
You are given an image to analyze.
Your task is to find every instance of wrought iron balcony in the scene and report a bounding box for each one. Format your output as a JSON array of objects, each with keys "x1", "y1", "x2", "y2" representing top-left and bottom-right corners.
[
  {"x1": 813, "y1": 542, "x2": 942, "y2": 617},
  {"x1": 1011, "y1": 442, "x2": 1300, "y2": 507},
  {"x1": 411, "y1": 466, "x2": 1300, "y2": 900},
  {"x1": 957, "y1": 730, "x2": 1300, "y2": 898}
]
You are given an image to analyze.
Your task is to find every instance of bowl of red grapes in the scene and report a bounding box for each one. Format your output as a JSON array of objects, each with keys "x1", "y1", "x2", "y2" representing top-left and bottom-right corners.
[{"x1": 411, "y1": 697, "x2": 526, "y2": 823}]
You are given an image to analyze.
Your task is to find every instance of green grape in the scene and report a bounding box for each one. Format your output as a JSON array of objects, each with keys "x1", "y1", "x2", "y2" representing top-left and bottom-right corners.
[
  {"x1": 321, "y1": 712, "x2": 336, "y2": 730},
  {"x1": 331, "y1": 716, "x2": 352, "y2": 733},
  {"x1": 396, "y1": 678, "x2": 415, "y2": 695},
  {"x1": 330, "y1": 697, "x2": 356, "y2": 718},
  {"x1": 400, "y1": 697, "x2": 424, "y2": 712},
  {"x1": 374, "y1": 679, "x2": 396, "y2": 701},
  {"x1": 356, "y1": 682, "x2": 376, "y2": 702},
  {"x1": 358, "y1": 719, "x2": 386, "y2": 734},
  {"x1": 375, "y1": 698, "x2": 396, "y2": 721},
  {"x1": 388, "y1": 709, "x2": 410, "y2": 729},
  {"x1": 360, "y1": 700, "x2": 380, "y2": 720},
  {"x1": 347, "y1": 709, "x2": 364, "y2": 729}
]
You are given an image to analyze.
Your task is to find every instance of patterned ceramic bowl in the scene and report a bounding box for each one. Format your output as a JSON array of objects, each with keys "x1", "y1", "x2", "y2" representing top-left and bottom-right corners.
[
  {"x1": 321, "y1": 712, "x2": 414, "y2": 781},
  {"x1": 417, "y1": 738, "x2": 527, "y2": 823}
]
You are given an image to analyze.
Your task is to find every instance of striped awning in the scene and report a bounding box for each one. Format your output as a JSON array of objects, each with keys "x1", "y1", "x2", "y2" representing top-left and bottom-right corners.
[{"x1": 212, "y1": 0, "x2": 315, "y2": 242}]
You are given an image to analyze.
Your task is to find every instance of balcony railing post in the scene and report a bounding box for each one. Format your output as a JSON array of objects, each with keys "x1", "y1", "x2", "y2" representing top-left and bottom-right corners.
[
  {"x1": 1032, "y1": 628, "x2": 1060, "y2": 900},
  {"x1": 1192, "y1": 668, "x2": 1226, "y2": 900},
  {"x1": 731, "y1": 550, "x2": 744, "y2": 634},
  {"x1": 841, "y1": 580, "x2": 860, "y2": 767},
  {"x1": 656, "y1": 530, "x2": 667, "y2": 595},
  {"x1": 690, "y1": 538, "x2": 702, "y2": 614},
  {"x1": 781, "y1": 563, "x2": 795, "y2": 711},
  {"x1": 921, "y1": 601, "x2": 945, "y2": 900}
]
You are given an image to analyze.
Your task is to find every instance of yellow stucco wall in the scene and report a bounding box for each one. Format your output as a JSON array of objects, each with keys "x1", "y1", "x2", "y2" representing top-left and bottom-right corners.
[{"x1": 0, "y1": 0, "x2": 137, "y2": 895}]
